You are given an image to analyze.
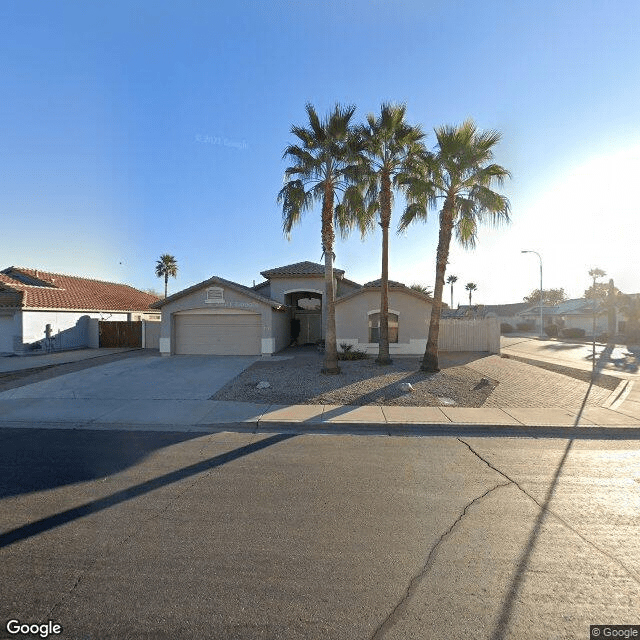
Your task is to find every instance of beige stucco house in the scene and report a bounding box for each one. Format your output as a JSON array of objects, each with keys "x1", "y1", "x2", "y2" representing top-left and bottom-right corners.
[{"x1": 153, "y1": 261, "x2": 434, "y2": 356}]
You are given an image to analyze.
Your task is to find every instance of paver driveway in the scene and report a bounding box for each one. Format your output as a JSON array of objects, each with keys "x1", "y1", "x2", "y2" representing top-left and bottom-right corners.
[{"x1": 0, "y1": 352, "x2": 259, "y2": 400}]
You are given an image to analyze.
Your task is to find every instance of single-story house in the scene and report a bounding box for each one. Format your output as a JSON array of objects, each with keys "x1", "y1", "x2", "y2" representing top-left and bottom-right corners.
[
  {"x1": 517, "y1": 298, "x2": 609, "y2": 334},
  {"x1": 0, "y1": 267, "x2": 160, "y2": 354},
  {"x1": 152, "y1": 261, "x2": 437, "y2": 356}
]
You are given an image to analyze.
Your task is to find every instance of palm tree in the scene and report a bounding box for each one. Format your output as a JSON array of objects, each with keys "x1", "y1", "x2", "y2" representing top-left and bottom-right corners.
[
  {"x1": 465, "y1": 282, "x2": 477, "y2": 306},
  {"x1": 278, "y1": 103, "x2": 364, "y2": 374},
  {"x1": 155, "y1": 254, "x2": 178, "y2": 298},
  {"x1": 400, "y1": 119, "x2": 511, "y2": 371},
  {"x1": 446, "y1": 274, "x2": 458, "y2": 308},
  {"x1": 410, "y1": 283, "x2": 432, "y2": 296},
  {"x1": 357, "y1": 104, "x2": 425, "y2": 365}
]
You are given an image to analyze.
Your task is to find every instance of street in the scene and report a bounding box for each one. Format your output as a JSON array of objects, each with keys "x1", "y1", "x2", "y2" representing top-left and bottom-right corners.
[{"x1": 1, "y1": 427, "x2": 638, "y2": 640}]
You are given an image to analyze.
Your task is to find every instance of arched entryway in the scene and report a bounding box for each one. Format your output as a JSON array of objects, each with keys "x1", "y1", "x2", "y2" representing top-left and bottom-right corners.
[{"x1": 285, "y1": 290, "x2": 322, "y2": 345}]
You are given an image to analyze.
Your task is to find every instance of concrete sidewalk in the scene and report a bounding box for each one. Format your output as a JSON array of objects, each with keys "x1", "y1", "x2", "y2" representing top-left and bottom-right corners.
[{"x1": 1, "y1": 395, "x2": 639, "y2": 435}]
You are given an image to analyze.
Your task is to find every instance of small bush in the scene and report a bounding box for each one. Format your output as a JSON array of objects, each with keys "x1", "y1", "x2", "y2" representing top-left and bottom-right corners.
[
  {"x1": 500, "y1": 323, "x2": 514, "y2": 334},
  {"x1": 516, "y1": 322, "x2": 535, "y2": 332},
  {"x1": 596, "y1": 332, "x2": 609, "y2": 343},
  {"x1": 561, "y1": 328, "x2": 586, "y2": 339},
  {"x1": 543, "y1": 324, "x2": 559, "y2": 338},
  {"x1": 338, "y1": 343, "x2": 369, "y2": 360}
]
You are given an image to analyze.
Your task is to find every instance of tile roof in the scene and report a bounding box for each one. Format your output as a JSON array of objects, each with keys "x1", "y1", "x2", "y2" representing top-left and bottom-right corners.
[
  {"x1": 0, "y1": 267, "x2": 160, "y2": 312},
  {"x1": 260, "y1": 261, "x2": 345, "y2": 278},
  {"x1": 363, "y1": 279, "x2": 408, "y2": 288}
]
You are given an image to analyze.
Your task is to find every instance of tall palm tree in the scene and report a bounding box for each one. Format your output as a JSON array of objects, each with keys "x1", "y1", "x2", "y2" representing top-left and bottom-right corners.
[
  {"x1": 357, "y1": 104, "x2": 425, "y2": 365},
  {"x1": 446, "y1": 274, "x2": 458, "y2": 308},
  {"x1": 465, "y1": 282, "x2": 477, "y2": 306},
  {"x1": 400, "y1": 119, "x2": 511, "y2": 371},
  {"x1": 155, "y1": 254, "x2": 178, "y2": 298},
  {"x1": 278, "y1": 103, "x2": 364, "y2": 374}
]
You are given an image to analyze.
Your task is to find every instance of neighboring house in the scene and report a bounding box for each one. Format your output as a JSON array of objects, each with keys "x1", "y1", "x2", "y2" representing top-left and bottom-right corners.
[
  {"x1": 0, "y1": 267, "x2": 160, "y2": 354},
  {"x1": 517, "y1": 298, "x2": 608, "y2": 334},
  {"x1": 153, "y1": 261, "x2": 436, "y2": 356}
]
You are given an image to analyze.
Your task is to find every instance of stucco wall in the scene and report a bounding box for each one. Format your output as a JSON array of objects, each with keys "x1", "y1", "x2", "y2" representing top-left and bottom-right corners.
[
  {"x1": 336, "y1": 289, "x2": 432, "y2": 350},
  {"x1": 271, "y1": 309, "x2": 290, "y2": 353},
  {"x1": 157, "y1": 283, "x2": 274, "y2": 355},
  {"x1": 21, "y1": 311, "x2": 128, "y2": 352}
]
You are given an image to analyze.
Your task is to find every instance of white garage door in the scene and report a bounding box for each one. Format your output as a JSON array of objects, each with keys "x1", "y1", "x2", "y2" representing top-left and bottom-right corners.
[{"x1": 175, "y1": 313, "x2": 261, "y2": 355}]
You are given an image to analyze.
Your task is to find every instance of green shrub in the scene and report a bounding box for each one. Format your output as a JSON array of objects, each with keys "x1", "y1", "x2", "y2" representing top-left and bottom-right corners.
[
  {"x1": 338, "y1": 343, "x2": 369, "y2": 360},
  {"x1": 516, "y1": 322, "x2": 535, "y2": 332},
  {"x1": 500, "y1": 323, "x2": 513, "y2": 333},
  {"x1": 543, "y1": 324, "x2": 559, "y2": 338},
  {"x1": 561, "y1": 328, "x2": 586, "y2": 339}
]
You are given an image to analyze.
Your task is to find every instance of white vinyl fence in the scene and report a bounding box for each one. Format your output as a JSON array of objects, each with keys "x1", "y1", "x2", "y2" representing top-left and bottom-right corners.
[{"x1": 438, "y1": 317, "x2": 500, "y2": 353}]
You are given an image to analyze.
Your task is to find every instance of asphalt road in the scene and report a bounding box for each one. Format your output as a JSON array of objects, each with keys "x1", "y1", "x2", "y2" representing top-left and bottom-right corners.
[{"x1": 1, "y1": 427, "x2": 639, "y2": 640}]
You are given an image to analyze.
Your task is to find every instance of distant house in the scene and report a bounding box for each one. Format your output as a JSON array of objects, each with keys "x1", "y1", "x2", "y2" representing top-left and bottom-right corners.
[
  {"x1": 517, "y1": 298, "x2": 608, "y2": 334},
  {"x1": 0, "y1": 267, "x2": 160, "y2": 354}
]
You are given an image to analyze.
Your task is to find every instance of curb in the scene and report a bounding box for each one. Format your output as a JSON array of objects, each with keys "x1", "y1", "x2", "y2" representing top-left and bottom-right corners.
[{"x1": 2, "y1": 419, "x2": 640, "y2": 439}]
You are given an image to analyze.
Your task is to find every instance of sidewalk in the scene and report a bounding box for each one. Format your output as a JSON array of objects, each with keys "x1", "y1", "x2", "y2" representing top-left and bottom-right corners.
[
  {"x1": 0, "y1": 395, "x2": 639, "y2": 436},
  {"x1": 0, "y1": 348, "x2": 139, "y2": 374}
]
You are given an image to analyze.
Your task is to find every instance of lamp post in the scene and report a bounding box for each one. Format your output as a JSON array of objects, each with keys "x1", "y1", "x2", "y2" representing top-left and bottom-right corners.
[{"x1": 522, "y1": 250, "x2": 543, "y2": 339}]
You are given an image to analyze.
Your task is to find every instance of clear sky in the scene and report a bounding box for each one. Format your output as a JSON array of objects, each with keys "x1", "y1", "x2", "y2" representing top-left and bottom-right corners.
[{"x1": 2, "y1": 0, "x2": 639, "y2": 305}]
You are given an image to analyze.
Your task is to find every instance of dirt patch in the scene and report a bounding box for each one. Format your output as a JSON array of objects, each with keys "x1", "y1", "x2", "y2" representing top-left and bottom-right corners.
[{"x1": 211, "y1": 349, "x2": 498, "y2": 407}]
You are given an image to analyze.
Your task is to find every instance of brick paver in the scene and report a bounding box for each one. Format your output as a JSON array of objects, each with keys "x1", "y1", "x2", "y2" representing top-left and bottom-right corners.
[{"x1": 464, "y1": 355, "x2": 612, "y2": 410}]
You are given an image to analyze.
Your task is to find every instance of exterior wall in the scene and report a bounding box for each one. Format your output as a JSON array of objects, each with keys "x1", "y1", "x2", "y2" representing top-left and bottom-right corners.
[
  {"x1": 271, "y1": 309, "x2": 290, "y2": 354},
  {"x1": 21, "y1": 311, "x2": 128, "y2": 352},
  {"x1": 561, "y1": 315, "x2": 608, "y2": 333},
  {"x1": 0, "y1": 311, "x2": 20, "y2": 353},
  {"x1": 336, "y1": 289, "x2": 432, "y2": 354},
  {"x1": 337, "y1": 279, "x2": 361, "y2": 297},
  {"x1": 157, "y1": 284, "x2": 274, "y2": 355}
]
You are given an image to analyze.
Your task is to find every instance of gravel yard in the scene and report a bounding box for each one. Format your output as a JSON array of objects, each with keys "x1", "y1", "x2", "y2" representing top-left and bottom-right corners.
[{"x1": 211, "y1": 348, "x2": 498, "y2": 407}]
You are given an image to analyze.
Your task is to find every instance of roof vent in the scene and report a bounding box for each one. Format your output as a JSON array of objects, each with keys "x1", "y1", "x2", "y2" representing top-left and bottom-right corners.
[{"x1": 205, "y1": 287, "x2": 224, "y2": 304}]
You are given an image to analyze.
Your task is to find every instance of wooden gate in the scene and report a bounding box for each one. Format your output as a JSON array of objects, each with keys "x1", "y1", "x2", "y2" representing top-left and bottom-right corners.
[{"x1": 98, "y1": 321, "x2": 142, "y2": 348}]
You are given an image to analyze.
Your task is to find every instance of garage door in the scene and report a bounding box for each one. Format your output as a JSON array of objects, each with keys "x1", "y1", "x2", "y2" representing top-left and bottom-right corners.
[{"x1": 175, "y1": 313, "x2": 261, "y2": 355}]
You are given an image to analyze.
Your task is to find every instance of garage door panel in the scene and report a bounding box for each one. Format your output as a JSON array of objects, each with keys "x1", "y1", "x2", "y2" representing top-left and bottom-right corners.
[{"x1": 175, "y1": 314, "x2": 261, "y2": 355}]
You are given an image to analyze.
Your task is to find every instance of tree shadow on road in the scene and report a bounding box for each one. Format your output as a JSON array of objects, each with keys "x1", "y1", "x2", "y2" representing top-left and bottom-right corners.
[
  {"x1": 490, "y1": 357, "x2": 602, "y2": 639},
  {"x1": 0, "y1": 432, "x2": 295, "y2": 549}
]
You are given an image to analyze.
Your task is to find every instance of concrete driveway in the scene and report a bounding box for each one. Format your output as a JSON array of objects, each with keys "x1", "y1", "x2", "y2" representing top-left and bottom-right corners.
[{"x1": 0, "y1": 352, "x2": 259, "y2": 400}]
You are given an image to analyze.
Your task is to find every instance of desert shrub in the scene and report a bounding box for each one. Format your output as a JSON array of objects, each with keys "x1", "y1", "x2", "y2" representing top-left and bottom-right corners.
[
  {"x1": 543, "y1": 324, "x2": 559, "y2": 338},
  {"x1": 338, "y1": 343, "x2": 369, "y2": 360},
  {"x1": 500, "y1": 323, "x2": 513, "y2": 333},
  {"x1": 561, "y1": 328, "x2": 586, "y2": 339},
  {"x1": 516, "y1": 322, "x2": 535, "y2": 332},
  {"x1": 596, "y1": 332, "x2": 609, "y2": 343}
]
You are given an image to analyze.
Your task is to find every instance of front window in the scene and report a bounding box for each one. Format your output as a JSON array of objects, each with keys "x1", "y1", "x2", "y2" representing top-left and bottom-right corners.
[{"x1": 369, "y1": 312, "x2": 398, "y2": 343}]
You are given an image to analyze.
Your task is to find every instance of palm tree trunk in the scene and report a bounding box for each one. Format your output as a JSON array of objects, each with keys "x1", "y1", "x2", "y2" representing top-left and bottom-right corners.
[
  {"x1": 164, "y1": 274, "x2": 168, "y2": 299},
  {"x1": 469, "y1": 290, "x2": 472, "y2": 306},
  {"x1": 376, "y1": 171, "x2": 392, "y2": 366},
  {"x1": 450, "y1": 283, "x2": 453, "y2": 309},
  {"x1": 321, "y1": 185, "x2": 340, "y2": 374},
  {"x1": 422, "y1": 203, "x2": 454, "y2": 372}
]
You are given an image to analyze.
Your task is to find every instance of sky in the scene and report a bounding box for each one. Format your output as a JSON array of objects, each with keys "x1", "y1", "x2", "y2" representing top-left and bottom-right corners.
[{"x1": 2, "y1": 0, "x2": 639, "y2": 306}]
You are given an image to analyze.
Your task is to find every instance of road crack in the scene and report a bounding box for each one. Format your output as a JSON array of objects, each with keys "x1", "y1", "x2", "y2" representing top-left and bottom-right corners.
[
  {"x1": 370, "y1": 480, "x2": 511, "y2": 640},
  {"x1": 457, "y1": 437, "x2": 640, "y2": 586}
]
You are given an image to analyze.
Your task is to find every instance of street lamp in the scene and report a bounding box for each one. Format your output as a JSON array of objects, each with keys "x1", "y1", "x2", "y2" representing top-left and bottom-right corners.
[{"x1": 522, "y1": 250, "x2": 543, "y2": 339}]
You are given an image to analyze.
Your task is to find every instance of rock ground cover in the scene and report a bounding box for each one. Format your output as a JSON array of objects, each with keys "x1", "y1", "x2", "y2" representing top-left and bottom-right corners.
[
  {"x1": 212, "y1": 349, "x2": 498, "y2": 407},
  {"x1": 212, "y1": 347, "x2": 614, "y2": 409}
]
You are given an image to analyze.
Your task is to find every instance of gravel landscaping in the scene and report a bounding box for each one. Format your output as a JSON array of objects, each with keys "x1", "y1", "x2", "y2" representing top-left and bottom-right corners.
[{"x1": 211, "y1": 348, "x2": 498, "y2": 407}]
